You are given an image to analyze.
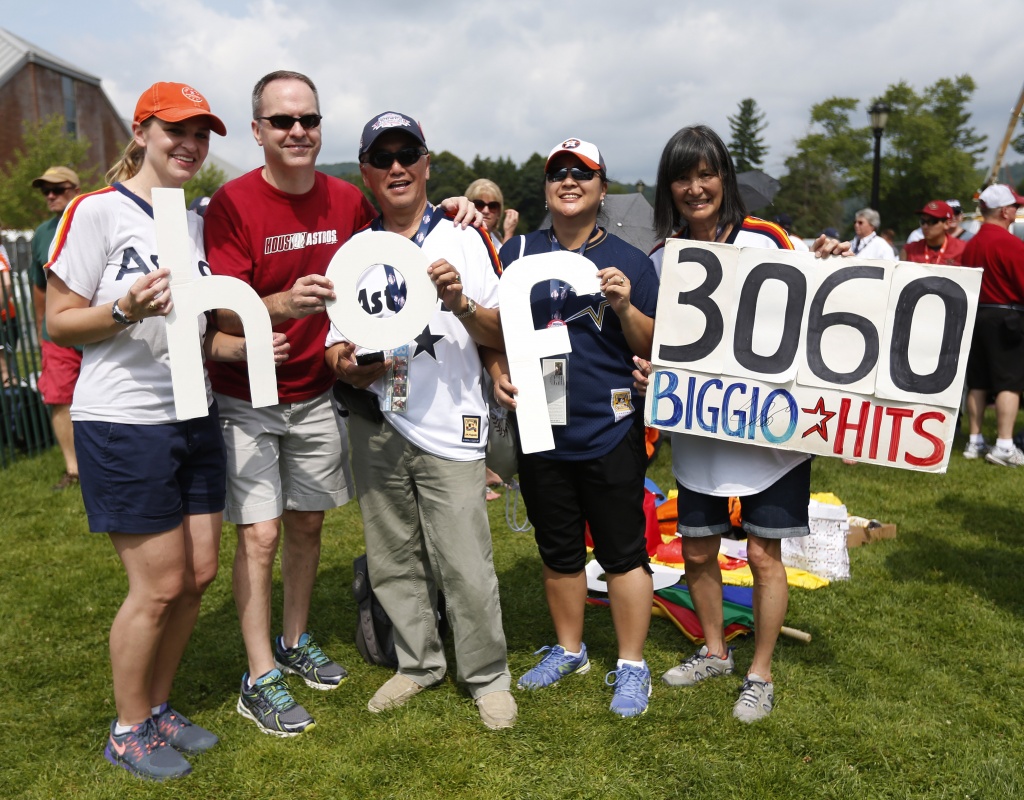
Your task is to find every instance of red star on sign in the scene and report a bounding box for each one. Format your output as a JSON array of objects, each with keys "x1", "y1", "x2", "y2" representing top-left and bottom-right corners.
[{"x1": 801, "y1": 397, "x2": 835, "y2": 441}]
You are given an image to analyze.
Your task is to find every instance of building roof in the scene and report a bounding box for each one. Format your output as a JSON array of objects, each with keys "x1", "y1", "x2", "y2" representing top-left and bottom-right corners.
[{"x1": 0, "y1": 27, "x2": 101, "y2": 89}]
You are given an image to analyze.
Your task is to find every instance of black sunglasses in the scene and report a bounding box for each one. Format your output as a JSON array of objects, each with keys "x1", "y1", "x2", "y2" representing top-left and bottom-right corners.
[
  {"x1": 256, "y1": 114, "x2": 322, "y2": 130},
  {"x1": 920, "y1": 217, "x2": 945, "y2": 226},
  {"x1": 364, "y1": 147, "x2": 427, "y2": 170},
  {"x1": 40, "y1": 185, "x2": 73, "y2": 197},
  {"x1": 546, "y1": 167, "x2": 598, "y2": 183},
  {"x1": 473, "y1": 200, "x2": 500, "y2": 213}
]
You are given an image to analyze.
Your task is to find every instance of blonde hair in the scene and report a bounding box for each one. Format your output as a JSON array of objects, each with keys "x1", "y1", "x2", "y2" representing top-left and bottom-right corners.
[
  {"x1": 465, "y1": 178, "x2": 504, "y2": 213},
  {"x1": 105, "y1": 119, "x2": 154, "y2": 184}
]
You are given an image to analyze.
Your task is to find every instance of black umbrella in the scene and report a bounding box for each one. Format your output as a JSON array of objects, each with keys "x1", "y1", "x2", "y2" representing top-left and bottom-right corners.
[{"x1": 737, "y1": 169, "x2": 781, "y2": 212}]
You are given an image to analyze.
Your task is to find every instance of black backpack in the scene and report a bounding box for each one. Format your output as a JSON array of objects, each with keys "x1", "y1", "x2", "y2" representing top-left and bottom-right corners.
[
  {"x1": 351, "y1": 553, "x2": 448, "y2": 669},
  {"x1": 352, "y1": 553, "x2": 398, "y2": 669}
]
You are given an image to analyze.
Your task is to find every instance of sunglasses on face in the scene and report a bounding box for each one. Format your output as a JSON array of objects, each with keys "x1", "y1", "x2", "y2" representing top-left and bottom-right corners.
[
  {"x1": 363, "y1": 147, "x2": 427, "y2": 170},
  {"x1": 40, "y1": 185, "x2": 72, "y2": 197},
  {"x1": 256, "y1": 114, "x2": 322, "y2": 130},
  {"x1": 546, "y1": 166, "x2": 598, "y2": 183},
  {"x1": 920, "y1": 217, "x2": 945, "y2": 226},
  {"x1": 473, "y1": 200, "x2": 500, "y2": 213}
]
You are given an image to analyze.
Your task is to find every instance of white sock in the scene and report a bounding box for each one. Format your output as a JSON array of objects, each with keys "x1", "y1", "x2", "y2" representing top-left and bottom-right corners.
[
  {"x1": 617, "y1": 658, "x2": 645, "y2": 669},
  {"x1": 970, "y1": 434, "x2": 985, "y2": 445},
  {"x1": 113, "y1": 722, "x2": 135, "y2": 736},
  {"x1": 996, "y1": 438, "x2": 1014, "y2": 451},
  {"x1": 560, "y1": 647, "x2": 582, "y2": 658}
]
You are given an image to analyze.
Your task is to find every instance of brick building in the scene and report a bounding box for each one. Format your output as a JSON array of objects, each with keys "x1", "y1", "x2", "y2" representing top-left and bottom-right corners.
[{"x1": 0, "y1": 27, "x2": 129, "y2": 179}]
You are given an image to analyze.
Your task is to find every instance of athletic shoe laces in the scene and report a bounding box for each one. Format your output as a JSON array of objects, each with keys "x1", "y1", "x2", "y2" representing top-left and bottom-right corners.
[
  {"x1": 258, "y1": 674, "x2": 298, "y2": 711},
  {"x1": 604, "y1": 664, "x2": 647, "y2": 696},
  {"x1": 296, "y1": 637, "x2": 330, "y2": 668}
]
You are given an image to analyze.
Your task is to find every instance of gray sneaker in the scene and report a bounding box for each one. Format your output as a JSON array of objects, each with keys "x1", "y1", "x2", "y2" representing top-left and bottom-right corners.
[
  {"x1": 733, "y1": 673, "x2": 774, "y2": 723},
  {"x1": 237, "y1": 669, "x2": 315, "y2": 737},
  {"x1": 985, "y1": 446, "x2": 1024, "y2": 467},
  {"x1": 274, "y1": 632, "x2": 348, "y2": 690},
  {"x1": 662, "y1": 645, "x2": 734, "y2": 687},
  {"x1": 962, "y1": 441, "x2": 989, "y2": 460}
]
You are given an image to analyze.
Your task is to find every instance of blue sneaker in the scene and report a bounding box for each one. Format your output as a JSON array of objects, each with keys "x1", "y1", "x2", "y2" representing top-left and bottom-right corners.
[
  {"x1": 605, "y1": 662, "x2": 652, "y2": 718},
  {"x1": 154, "y1": 705, "x2": 218, "y2": 754},
  {"x1": 104, "y1": 717, "x2": 192, "y2": 781},
  {"x1": 237, "y1": 669, "x2": 315, "y2": 737},
  {"x1": 274, "y1": 632, "x2": 348, "y2": 690},
  {"x1": 516, "y1": 644, "x2": 591, "y2": 690}
]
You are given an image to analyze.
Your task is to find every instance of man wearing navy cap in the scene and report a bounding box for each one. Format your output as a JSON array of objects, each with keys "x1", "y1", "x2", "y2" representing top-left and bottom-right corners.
[{"x1": 325, "y1": 111, "x2": 516, "y2": 730}]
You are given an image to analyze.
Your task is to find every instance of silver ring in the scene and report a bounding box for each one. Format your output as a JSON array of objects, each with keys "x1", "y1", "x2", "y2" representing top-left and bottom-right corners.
[{"x1": 455, "y1": 274, "x2": 461, "y2": 282}]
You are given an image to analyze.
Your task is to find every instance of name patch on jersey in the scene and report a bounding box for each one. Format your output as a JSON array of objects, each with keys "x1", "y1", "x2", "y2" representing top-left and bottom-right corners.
[
  {"x1": 462, "y1": 415, "x2": 482, "y2": 443},
  {"x1": 264, "y1": 230, "x2": 339, "y2": 255},
  {"x1": 611, "y1": 389, "x2": 634, "y2": 422}
]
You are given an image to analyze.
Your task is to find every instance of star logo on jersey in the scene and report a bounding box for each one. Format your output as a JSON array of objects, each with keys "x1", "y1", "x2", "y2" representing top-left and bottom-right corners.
[
  {"x1": 564, "y1": 298, "x2": 610, "y2": 330},
  {"x1": 800, "y1": 396, "x2": 835, "y2": 441},
  {"x1": 413, "y1": 325, "x2": 444, "y2": 359}
]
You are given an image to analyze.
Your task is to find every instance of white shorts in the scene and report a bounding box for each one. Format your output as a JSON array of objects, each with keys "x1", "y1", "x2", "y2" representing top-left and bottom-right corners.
[{"x1": 215, "y1": 390, "x2": 353, "y2": 525}]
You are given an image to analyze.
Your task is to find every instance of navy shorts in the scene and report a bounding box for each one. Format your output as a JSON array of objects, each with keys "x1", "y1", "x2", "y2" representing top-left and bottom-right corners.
[
  {"x1": 518, "y1": 416, "x2": 651, "y2": 574},
  {"x1": 75, "y1": 403, "x2": 226, "y2": 534},
  {"x1": 676, "y1": 458, "x2": 811, "y2": 540}
]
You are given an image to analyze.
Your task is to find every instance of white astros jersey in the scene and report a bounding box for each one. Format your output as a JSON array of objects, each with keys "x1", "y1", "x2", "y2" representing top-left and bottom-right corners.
[{"x1": 48, "y1": 185, "x2": 212, "y2": 424}]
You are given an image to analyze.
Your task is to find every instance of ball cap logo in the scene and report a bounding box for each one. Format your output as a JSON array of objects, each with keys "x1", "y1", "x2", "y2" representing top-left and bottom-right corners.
[
  {"x1": 181, "y1": 86, "x2": 205, "y2": 105},
  {"x1": 372, "y1": 113, "x2": 412, "y2": 131},
  {"x1": 561, "y1": 138, "x2": 581, "y2": 149}
]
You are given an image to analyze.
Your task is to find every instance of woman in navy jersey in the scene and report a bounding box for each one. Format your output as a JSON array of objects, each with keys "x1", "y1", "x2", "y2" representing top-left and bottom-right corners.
[
  {"x1": 641, "y1": 124, "x2": 843, "y2": 723},
  {"x1": 491, "y1": 138, "x2": 659, "y2": 718},
  {"x1": 46, "y1": 82, "x2": 286, "y2": 780}
]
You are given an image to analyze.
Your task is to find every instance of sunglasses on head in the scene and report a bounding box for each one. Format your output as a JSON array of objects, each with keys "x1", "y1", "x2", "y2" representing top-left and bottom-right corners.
[
  {"x1": 546, "y1": 166, "x2": 598, "y2": 183},
  {"x1": 364, "y1": 147, "x2": 427, "y2": 170},
  {"x1": 256, "y1": 114, "x2": 322, "y2": 130},
  {"x1": 473, "y1": 200, "x2": 500, "y2": 213}
]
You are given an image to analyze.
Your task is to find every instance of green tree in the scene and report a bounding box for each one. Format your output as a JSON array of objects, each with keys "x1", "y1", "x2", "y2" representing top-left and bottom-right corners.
[
  {"x1": 0, "y1": 116, "x2": 97, "y2": 230},
  {"x1": 426, "y1": 151, "x2": 476, "y2": 207},
  {"x1": 728, "y1": 98, "x2": 768, "y2": 173},
  {"x1": 183, "y1": 163, "x2": 228, "y2": 208},
  {"x1": 776, "y1": 76, "x2": 986, "y2": 239}
]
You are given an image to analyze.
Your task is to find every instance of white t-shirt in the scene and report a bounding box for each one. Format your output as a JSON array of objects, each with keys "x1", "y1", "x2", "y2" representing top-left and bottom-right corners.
[
  {"x1": 48, "y1": 184, "x2": 211, "y2": 424},
  {"x1": 851, "y1": 231, "x2": 897, "y2": 260},
  {"x1": 651, "y1": 219, "x2": 811, "y2": 496},
  {"x1": 326, "y1": 214, "x2": 499, "y2": 461}
]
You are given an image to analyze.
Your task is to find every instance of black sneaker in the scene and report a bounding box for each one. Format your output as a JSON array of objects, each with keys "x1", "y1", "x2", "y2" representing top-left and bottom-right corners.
[
  {"x1": 103, "y1": 718, "x2": 192, "y2": 781},
  {"x1": 274, "y1": 632, "x2": 348, "y2": 690},
  {"x1": 237, "y1": 669, "x2": 315, "y2": 737}
]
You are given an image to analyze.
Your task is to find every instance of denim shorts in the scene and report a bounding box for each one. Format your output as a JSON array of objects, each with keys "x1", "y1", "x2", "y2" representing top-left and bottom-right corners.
[
  {"x1": 676, "y1": 458, "x2": 810, "y2": 540},
  {"x1": 74, "y1": 403, "x2": 226, "y2": 534}
]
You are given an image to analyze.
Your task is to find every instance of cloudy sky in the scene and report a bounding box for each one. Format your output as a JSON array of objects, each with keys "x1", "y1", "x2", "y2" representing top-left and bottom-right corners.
[{"x1": 3, "y1": 1, "x2": 1022, "y2": 185}]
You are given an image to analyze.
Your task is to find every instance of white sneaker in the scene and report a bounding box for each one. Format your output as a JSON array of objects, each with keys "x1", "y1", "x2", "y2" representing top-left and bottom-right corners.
[
  {"x1": 985, "y1": 446, "x2": 1024, "y2": 467},
  {"x1": 962, "y1": 441, "x2": 989, "y2": 460}
]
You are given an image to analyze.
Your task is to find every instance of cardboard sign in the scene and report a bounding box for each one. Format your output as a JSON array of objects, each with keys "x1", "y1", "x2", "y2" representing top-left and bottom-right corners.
[
  {"x1": 646, "y1": 240, "x2": 982, "y2": 472},
  {"x1": 498, "y1": 251, "x2": 601, "y2": 453},
  {"x1": 153, "y1": 188, "x2": 278, "y2": 420}
]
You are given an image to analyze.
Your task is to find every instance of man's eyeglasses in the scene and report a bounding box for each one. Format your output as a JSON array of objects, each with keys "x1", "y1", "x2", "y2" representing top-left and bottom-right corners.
[
  {"x1": 256, "y1": 114, "x2": 322, "y2": 131},
  {"x1": 473, "y1": 200, "x2": 500, "y2": 213},
  {"x1": 363, "y1": 148, "x2": 427, "y2": 170},
  {"x1": 920, "y1": 217, "x2": 945, "y2": 226},
  {"x1": 546, "y1": 167, "x2": 598, "y2": 183},
  {"x1": 40, "y1": 185, "x2": 73, "y2": 197}
]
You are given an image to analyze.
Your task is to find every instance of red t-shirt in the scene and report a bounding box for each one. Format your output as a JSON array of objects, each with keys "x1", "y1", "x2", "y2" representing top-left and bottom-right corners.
[
  {"x1": 204, "y1": 169, "x2": 375, "y2": 402},
  {"x1": 902, "y1": 235, "x2": 966, "y2": 266},
  {"x1": 961, "y1": 222, "x2": 1024, "y2": 305}
]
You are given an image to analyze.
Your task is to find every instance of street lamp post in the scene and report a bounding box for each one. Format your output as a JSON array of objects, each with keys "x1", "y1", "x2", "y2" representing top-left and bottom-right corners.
[{"x1": 869, "y1": 101, "x2": 890, "y2": 212}]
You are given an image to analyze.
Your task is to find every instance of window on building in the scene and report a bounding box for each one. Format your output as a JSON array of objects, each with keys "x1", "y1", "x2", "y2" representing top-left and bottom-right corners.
[{"x1": 62, "y1": 76, "x2": 77, "y2": 136}]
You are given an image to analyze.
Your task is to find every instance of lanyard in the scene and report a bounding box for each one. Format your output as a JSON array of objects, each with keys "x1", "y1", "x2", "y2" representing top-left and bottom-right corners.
[
  {"x1": 922, "y1": 237, "x2": 948, "y2": 264},
  {"x1": 370, "y1": 202, "x2": 437, "y2": 246}
]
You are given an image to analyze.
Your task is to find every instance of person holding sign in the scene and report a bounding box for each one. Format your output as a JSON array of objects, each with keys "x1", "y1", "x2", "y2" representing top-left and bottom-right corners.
[
  {"x1": 492, "y1": 138, "x2": 660, "y2": 718},
  {"x1": 647, "y1": 124, "x2": 814, "y2": 723},
  {"x1": 45, "y1": 83, "x2": 284, "y2": 781},
  {"x1": 324, "y1": 111, "x2": 515, "y2": 730}
]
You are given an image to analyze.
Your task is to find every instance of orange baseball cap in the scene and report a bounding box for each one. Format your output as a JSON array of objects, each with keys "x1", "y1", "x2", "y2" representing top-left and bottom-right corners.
[{"x1": 133, "y1": 82, "x2": 226, "y2": 136}]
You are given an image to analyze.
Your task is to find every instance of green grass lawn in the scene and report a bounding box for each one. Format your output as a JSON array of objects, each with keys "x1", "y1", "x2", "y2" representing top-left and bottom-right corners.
[{"x1": 3, "y1": 417, "x2": 1023, "y2": 799}]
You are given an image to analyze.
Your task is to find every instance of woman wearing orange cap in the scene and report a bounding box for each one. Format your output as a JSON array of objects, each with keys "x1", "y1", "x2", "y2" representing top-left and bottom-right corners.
[{"x1": 46, "y1": 82, "x2": 285, "y2": 781}]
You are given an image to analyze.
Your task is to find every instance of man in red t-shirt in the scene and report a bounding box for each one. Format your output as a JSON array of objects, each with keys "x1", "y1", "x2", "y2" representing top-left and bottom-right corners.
[
  {"x1": 900, "y1": 200, "x2": 966, "y2": 266},
  {"x1": 205, "y1": 70, "x2": 479, "y2": 737},
  {"x1": 960, "y1": 184, "x2": 1024, "y2": 466}
]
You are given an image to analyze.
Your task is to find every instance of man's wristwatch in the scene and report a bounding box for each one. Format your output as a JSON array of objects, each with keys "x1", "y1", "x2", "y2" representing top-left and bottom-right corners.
[
  {"x1": 454, "y1": 298, "x2": 476, "y2": 320},
  {"x1": 111, "y1": 299, "x2": 135, "y2": 325}
]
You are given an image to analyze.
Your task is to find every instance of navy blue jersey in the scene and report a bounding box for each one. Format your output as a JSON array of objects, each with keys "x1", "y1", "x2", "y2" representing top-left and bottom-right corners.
[{"x1": 499, "y1": 228, "x2": 658, "y2": 460}]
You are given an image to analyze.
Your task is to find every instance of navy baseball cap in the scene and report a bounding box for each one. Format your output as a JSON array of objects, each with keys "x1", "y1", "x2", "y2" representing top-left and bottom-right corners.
[{"x1": 358, "y1": 111, "x2": 426, "y2": 158}]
